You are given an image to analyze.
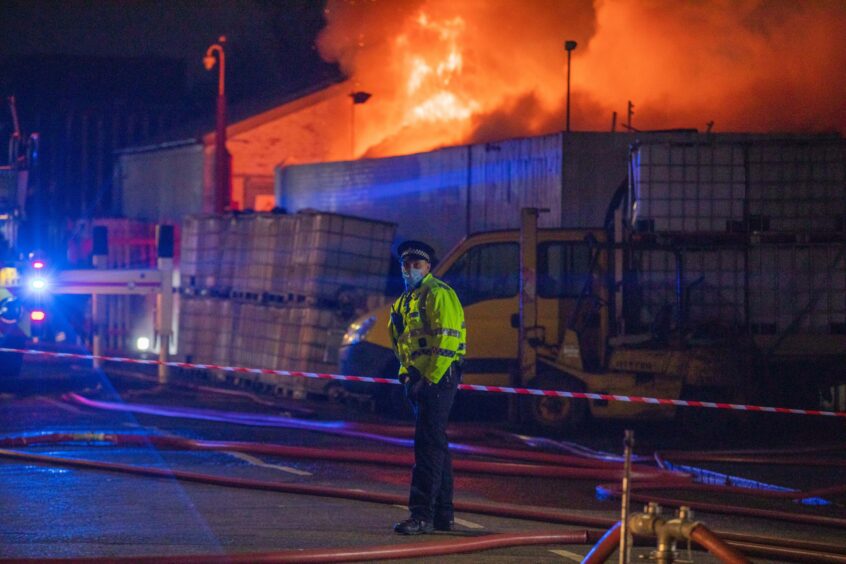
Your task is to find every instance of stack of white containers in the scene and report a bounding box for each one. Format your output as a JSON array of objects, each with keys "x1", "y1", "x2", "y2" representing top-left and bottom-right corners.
[
  {"x1": 178, "y1": 210, "x2": 396, "y2": 398},
  {"x1": 179, "y1": 215, "x2": 225, "y2": 291},
  {"x1": 746, "y1": 142, "x2": 846, "y2": 233},
  {"x1": 630, "y1": 143, "x2": 747, "y2": 233},
  {"x1": 283, "y1": 212, "x2": 394, "y2": 301},
  {"x1": 629, "y1": 138, "x2": 846, "y2": 335},
  {"x1": 635, "y1": 249, "x2": 747, "y2": 328},
  {"x1": 747, "y1": 246, "x2": 846, "y2": 334}
]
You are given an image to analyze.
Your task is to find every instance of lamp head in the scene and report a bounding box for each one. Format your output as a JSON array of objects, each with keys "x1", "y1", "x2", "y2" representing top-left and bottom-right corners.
[
  {"x1": 565, "y1": 40, "x2": 578, "y2": 52},
  {"x1": 203, "y1": 55, "x2": 217, "y2": 71}
]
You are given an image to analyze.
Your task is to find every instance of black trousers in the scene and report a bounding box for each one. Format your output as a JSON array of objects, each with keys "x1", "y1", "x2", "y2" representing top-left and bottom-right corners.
[{"x1": 408, "y1": 363, "x2": 460, "y2": 522}]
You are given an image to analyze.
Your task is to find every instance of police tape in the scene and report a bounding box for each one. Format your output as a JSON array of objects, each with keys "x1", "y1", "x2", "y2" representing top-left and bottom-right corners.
[{"x1": 3, "y1": 346, "x2": 845, "y2": 418}]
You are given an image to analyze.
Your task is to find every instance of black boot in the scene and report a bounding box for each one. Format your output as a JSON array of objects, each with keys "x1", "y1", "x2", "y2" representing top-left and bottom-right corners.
[
  {"x1": 394, "y1": 517, "x2": 434, "y2": 535},
  {"x1": 433, "y1": 518, "x2": 454, "y2": 531}
]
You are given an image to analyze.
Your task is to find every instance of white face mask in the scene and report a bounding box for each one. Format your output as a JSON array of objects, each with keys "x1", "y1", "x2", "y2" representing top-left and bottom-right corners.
[{"x1": 402, "y1": 267, "x2": 426, "y2": 289}]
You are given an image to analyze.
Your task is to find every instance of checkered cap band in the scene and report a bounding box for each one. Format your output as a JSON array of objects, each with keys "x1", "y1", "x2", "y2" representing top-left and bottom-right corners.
[{"x1": 400, "y1": 248, "x2": 431, "y2": 262}]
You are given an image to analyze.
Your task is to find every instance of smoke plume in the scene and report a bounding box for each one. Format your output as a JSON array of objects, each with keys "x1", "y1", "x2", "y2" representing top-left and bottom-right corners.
[{"x1": 318, "y1": 0, "x2": 846, "y2": 157}]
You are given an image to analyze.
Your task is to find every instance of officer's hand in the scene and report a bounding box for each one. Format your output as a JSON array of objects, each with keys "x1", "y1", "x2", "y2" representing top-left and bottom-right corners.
[
  {"x1": 401, "y1": 367, "x2": 423, "y2": 404},
  {"x1": 409, "y1": 377, "x2": 424, "y2": 402},
  {"x1": 402, "y1": 378, "x2": 414, "y2": 404}
]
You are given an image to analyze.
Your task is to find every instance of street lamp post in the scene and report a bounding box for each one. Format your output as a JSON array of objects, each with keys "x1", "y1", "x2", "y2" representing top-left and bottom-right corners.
[
  {"x1": 204, "y1": 35, "x2": 231, "y2": 214},
  {"x1": 564, "y1": 40, "x2": 577, "y2": 133}
]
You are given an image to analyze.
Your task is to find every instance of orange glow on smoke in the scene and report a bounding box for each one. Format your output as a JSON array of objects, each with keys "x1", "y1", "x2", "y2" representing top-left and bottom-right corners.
[{"x1": 319, "y1": 0, "x2": 846, "y2": 159}]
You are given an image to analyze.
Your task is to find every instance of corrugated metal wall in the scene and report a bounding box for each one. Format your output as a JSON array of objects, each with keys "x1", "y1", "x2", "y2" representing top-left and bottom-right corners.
[
  {"x1": 278, "y1": 145, "x2": 469, "y2": 259},
  {"x1": 277, "y1": 132, "x2": 651, "y2": 259},
  {"x1": 468, "y1": 135, "x2": 563, "y2": 233},
  {"x1": 277, "y1": 133, "x2": 570, "y2": 259}
]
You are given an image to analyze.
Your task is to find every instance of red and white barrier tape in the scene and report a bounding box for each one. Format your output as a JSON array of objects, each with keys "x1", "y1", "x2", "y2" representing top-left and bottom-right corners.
[{"x1": 3, "y1": 347, "x2": 845, "y2": 418}]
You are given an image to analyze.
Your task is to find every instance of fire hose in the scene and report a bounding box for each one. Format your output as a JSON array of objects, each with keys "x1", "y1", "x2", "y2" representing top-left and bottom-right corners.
[
  {"x1": 62, "y1": 394, "x2": 846, "y2": 526},
  {"x1": 0, "y1": 450, "x2": 846, "y2": 563},
  {"x1": 2, "y1": 445, "x2": 846, "y2": 562},
  {"x1": 0, "y1": 433, "x2": 846, "y2": 562},
  {"x1": 2, "y1": 360, "x2": 845, "y2": 561},
  {"x1": 64, "y1": 393, "x2": 677, "y2": 475},
  {"x1": 0, "y1": 530, "x2": 596, "y2": 563},
  {"x1": 0, "y1": 431, "x2": 669, "y2": 482}
]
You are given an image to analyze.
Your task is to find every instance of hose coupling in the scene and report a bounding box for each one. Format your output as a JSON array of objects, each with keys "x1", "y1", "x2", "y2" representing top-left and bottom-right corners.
[{"x1": 628, "y1": 503, "x2": 702, "y2": 563}]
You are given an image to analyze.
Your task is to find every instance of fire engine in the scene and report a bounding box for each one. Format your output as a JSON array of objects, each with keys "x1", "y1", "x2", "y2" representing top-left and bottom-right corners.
[{"x1": 0, "y1": 96, "x2": 47, "y2": 377}]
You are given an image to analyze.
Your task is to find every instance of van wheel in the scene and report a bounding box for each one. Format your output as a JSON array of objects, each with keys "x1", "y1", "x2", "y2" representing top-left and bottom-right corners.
[{"x1": 521, "y1": 372, "x2": 587, "y2": 433}]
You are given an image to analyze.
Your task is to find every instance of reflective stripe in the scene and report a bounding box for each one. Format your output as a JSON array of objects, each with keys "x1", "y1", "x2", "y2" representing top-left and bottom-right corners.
[
  {"x1": 433, "y1": 328, "x2": 462, "y2": 338},
  {"x1": 408, "y1": 328, "x2": 461, "y2": 338},
  {"x1": 390, "y1": 273, "x2": 466, "y2": 385},
  {"x1": 409, "y1": 347, "x2": 457, "y2": 360},
  {"x1": 410, "y1": 348, "x2": 432, "y2": 360}
]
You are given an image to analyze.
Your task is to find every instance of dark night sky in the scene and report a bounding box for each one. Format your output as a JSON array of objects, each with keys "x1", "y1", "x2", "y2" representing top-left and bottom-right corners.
[{"x1": 0, "y1": 0, "x2": 340, "y2": 117}]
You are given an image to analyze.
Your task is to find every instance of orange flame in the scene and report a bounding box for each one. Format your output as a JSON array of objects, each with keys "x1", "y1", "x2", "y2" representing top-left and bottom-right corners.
[
  {"x1": 399, "y1": 12, "x2": 480, "y2": 130},
  {"x1": 319, "y1": 0, "x2": 846, "y2": 159}
]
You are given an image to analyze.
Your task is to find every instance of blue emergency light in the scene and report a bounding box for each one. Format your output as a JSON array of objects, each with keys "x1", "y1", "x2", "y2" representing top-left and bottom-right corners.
[{"x1": 29, "y1": 276, "x2": 48, "y2": 292}]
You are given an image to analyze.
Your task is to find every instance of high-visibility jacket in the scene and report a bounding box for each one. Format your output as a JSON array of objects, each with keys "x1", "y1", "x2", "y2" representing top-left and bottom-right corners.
[
  {"x1": 0, "y1": 287, "x2": 29, "y2": 338},
  {"x1": 389, "y1": 273, "x2": 466, "y2": 384}
]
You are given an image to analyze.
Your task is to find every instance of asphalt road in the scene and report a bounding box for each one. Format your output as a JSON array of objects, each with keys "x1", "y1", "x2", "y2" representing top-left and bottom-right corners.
[{"x1": 1, "y1": 354, "x2": 846, "y2": 563}]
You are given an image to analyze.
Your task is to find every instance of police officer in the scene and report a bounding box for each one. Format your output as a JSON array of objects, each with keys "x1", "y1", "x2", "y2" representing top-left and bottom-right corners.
[{"x1": 390, "y1": 240, "x2": 466, "y2": 535}]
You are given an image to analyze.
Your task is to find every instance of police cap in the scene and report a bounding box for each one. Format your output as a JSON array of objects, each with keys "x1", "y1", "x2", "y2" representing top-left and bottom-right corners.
[{"x1": 397, "y1": 240, "x2": 435, "y2": 263}]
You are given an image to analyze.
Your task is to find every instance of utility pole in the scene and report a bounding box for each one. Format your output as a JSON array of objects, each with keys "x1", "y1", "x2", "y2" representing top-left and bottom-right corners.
[{"x1": 204, "y1": 36, "x2": 231, "y2": 213}]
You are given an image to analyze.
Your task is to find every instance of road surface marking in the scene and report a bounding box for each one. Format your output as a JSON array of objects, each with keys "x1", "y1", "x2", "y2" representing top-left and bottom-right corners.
[
  {"x1": 226, "y1": 451, "x2": 312, "y2": 476},
  {"x1": 549, "y1": 549, "x2": 583, "y2": 561}
]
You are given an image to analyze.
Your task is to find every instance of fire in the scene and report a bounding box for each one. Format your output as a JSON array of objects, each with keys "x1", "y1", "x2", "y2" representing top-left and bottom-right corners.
[
  {"x1": 400, "y1": 12, "x2": 479, "y2": 125},
  {"x1": 318, "y1": 0, "x2": 846, "y2": 159}
]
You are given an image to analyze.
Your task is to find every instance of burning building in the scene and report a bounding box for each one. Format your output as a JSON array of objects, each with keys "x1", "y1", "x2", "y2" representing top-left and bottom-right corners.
[{"x1": 115, "y1": 0, "x2": 845, "y2": 222}]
